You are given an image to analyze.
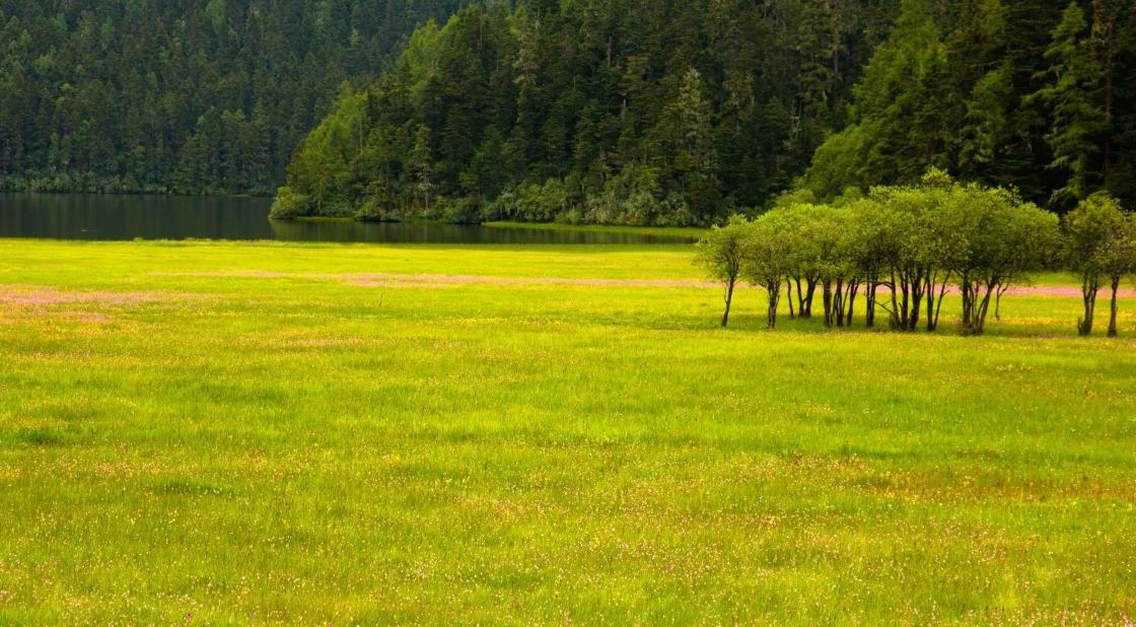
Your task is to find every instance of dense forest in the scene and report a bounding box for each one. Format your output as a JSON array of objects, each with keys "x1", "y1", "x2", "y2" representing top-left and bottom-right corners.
[
  {"x1": 799, "y1": 0, "x2": 1136, "y2": 213},
  {"x1": 0, "y1": 0, "x2": 466, "y2": 195},
  {"x1": 276, "y1": 0, "x2": 1136, "y2": 225},
  {"x1": 273, "y1": 0, "x2": 902, "y2": 224}
]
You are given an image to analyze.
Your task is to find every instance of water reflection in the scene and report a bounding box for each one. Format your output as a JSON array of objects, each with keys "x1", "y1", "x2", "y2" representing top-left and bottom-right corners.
[{"x1": 0, "y1": 193, "x2": 694, "y2": 245}]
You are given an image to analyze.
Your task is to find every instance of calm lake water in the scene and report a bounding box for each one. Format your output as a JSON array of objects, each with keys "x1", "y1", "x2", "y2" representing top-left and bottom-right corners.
[{"x1": 0, "y1": 194, "x2": 695, "y2": 245}]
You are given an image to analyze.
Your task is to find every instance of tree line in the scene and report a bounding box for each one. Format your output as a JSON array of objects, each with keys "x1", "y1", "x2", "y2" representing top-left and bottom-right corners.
[
  {"x1": 0, "y1": 0, "x2": 466, "y2": 195},
  {"x1": 800, "y1": 0, "x2": 1136, "y2": 212},
  {"x1": 271, "y1": 0, "x2": 900, "y2": 224},
  {"x1": 699, "y1": 170, "x2": 1136, "y2": 336},
  {"x1": 276, "y1": 0, "x2": 1136, "y2": 225}
]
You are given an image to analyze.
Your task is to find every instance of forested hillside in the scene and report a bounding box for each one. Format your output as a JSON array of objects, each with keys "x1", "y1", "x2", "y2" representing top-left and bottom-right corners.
[
  {"x1": 273, "y1": 0, "x2": 901, "y2": 225},
  {"x1": 278, "y1": 0, "x2": 1136, "y2": 225},
  {"x1": 799, "y1": 0, "x2": 1136, "y2": 212},
  {"x1": 0, "y1": 0, "x2": 466, "y2": 195}
]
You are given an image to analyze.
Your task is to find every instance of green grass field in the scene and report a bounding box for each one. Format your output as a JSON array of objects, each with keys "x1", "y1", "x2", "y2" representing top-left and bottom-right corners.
[{"x1": 1, "y1": 239, "x2": 1135, "y2": 623}]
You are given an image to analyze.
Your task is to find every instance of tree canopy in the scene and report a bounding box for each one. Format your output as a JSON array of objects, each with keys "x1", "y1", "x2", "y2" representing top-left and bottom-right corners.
[
  {"x1": 275, "y1": 0, "x2": 901, "y2": 224},
  {"x1": 0, "y1": 0, "x2": 467, "y2": 195},
  {"x1": 701, "y1": 171, "x2": 1064, "y2": 335},
  {"x1": 5, "y1": 0, "x2": 1134, "y2": 217},
  {"x1": 281, "y1": 0, "x2": 1136, "y2": 224},
  {"x1": 799, "y1": 0, "x2": 1136, "y2": 211}
]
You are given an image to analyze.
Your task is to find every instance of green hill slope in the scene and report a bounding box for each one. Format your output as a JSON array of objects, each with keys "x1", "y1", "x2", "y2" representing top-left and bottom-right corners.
[{"x1": 0, "y1": 0, "x2": 467, "y2": 195}]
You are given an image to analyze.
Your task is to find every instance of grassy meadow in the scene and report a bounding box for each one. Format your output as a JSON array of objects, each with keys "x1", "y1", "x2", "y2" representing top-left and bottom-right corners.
[{"x1": 1, "y1": 238, "x2": 1135, "y2": 623}]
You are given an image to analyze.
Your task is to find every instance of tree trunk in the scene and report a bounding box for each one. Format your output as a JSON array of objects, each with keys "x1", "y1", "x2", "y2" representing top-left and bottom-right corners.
[
  {"x1": 973, "y1": 282, "x2": 997, "y2": 335},
  {"x1": 795, "y1": 277, "x2": 806, "y2": 318},
  {"x1": 865, "y1": 281, "x2": 877, "y2": 328},
  {"x1": 845, "y1": 281, "x2": 859, "y2": 327},
  {"x1": 908, "y1": 270, "x2": 925, "y2": 332},
  {"x1": 786, "y1": 277, "x2": 796, "y2": 319},
  {"x1": 767, "y1": 281, "x2": 781, "y2": 329},
  {"x1": 833, "y1": 278, "x2": 845, "y2": 328},
  {"x1": 890, "y1": 269, "x2": 904, "y2": 330},
  {"x1": 1079, "y1": 273, "x2": 1099, "y2": 336},
  {"x1": 721, "y1": 278, "x2": 736, "y2": 328},
  {"x1": 932, "y1": 276, "x2": 949, "y2": 332},
  {"x1": 961, "y1": 281, "x2": 972, "y2": 330},
  {"x1": 925, "y1": 276, "x2": 936, "y2": 332},
  {"x1": 964, "y1": 288, "x2": 972, "y2": 332},
  {"x1": 995, "y1": 284, "x2": 1009, "y2": 321},
  {"x1": 822, "y1": 280, "x2": 834, "y2": 328},
  {"x1": 804, "y1": 277, "x2": 818, "y2": 318},
  {"x1": 1108, "y1": 276, "x2": 1121, "y2": 338}
]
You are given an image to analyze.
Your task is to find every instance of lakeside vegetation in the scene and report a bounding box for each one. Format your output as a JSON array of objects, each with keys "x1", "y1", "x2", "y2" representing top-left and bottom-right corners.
[
  {"x1": 483, "y1": 221, "x2": 708, "y2": 239},
  {"x1": 280, "y1": 218, "x2": 707, "y2": 240},
  {"x1": 1, "y1": 238, "x2": 1135, "y2": 622}
]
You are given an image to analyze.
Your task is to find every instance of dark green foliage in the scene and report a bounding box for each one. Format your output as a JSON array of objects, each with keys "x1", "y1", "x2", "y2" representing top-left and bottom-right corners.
[
  {"x1": 267, "y1": 186, "x2": 310, "y2": 220},
  {"x1": 9, "y1": 0, "x2": 1135, "y2": 214},
  {"x1": 800, "y1": 0, "x2": 1136, "y2": 210},
  {"x1": 0, "y1": 0, "x2": 467, "y2": 195},
  {"x1": 280, "y1": 0, "x2": 900, "y2": 225},
  {"x1": 1028, "y1": 1, "x2": 1107, "y2": 206}
]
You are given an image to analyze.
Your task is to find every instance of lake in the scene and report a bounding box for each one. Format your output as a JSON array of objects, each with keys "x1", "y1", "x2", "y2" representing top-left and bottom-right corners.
[{"x1": 0, "y1": 194, "x2": 696, "y2": 245}]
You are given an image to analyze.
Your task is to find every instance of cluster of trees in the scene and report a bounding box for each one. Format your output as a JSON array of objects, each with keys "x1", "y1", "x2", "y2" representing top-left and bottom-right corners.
[
  {"x1": 699, "y1": 170, "x2": 1136, "y2": 337},
  {"x1": 0, "y1": 0, "x2": 466, "y2": 195},
  {"x1": 800, "y1": 0, "x2": 1136, "y2": 211},
  {"x1": 1065, "y1": 193, "x2": 1136, "y2": 336},
  {"x1": 272, "y1": 0, "x2": 901, "y2": 224}
]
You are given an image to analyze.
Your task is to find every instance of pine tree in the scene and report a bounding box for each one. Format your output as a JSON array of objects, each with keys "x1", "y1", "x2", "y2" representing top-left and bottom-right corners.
[
  {"x1": 801, "y1": 0, "x2": 957, "y2": 196},
  {"x1": 1028, "y1": 1, "x2": 1106, "y2": 206},
  {"x1": 669, "y1": 68, "x2": 720, "y2": 220},
  {"x1": 1090, "y1": 0, "x2": 1127, "y2": 181},
  {"x1": 411, "y1": 124, "x2": 433, "y2": 211}
]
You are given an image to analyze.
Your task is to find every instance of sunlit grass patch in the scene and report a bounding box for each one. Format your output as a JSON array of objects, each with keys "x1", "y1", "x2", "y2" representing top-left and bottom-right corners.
[{"x1": 0, "y1": 239, "x2": 1134, "y2": 623}]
